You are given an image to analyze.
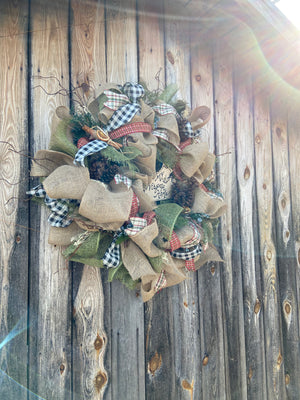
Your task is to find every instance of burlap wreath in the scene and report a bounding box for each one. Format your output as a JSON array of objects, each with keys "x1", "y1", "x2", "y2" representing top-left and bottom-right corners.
[{"x1": 28, "y1": 82, "x2": 226, "y2": 301}]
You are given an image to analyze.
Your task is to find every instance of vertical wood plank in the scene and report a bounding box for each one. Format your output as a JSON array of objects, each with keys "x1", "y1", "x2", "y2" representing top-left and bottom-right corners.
[
  {"x1": 137, "y1": 2, "x2": 177, "y2": 399},
  {"x1": 288, "y1": 108, "x2": 300, "y2": 335},
  {"x1": 273, "y1": 102, "x2": 300, "y2": 399},
  {"x1": 0, "y1": 1, "x2": 29, "y2": 399},
  {"x1": 191, "y1": 41, "x2": 227, "y2": 400},
  {"x1": 164, "y1": 4, "x2": 203, "y2": 399},
  {"x1": 234, "y1": 64, "x2": 267, "y2": 399},
  {"x1": 105, "y1": 1, "x2": 145, "y2": 399},
  {"x1": 214, "y1": 42, "x2": 247, "y2": 400},
  {"x1": 106, "y1": 0, "x2": 137, "y2": 84},
  {"x1": 254, "y1": 94, "x2": 286, "y2": 399},
  {"x1": 71, "y1": 1, "x2": 108, "y2": 399},
  {"x1": 29, "y1": 1, "x2": 72, "y2": 399},
  {"x1": 137, "y1": 0, "x2": 165, "y2": 90}
]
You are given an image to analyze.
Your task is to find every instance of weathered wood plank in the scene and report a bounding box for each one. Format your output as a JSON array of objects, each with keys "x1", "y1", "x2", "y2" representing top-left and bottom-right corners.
[
  {"x1": 136, "y1": 3, "x2": 177, "y2": 399},
  {"x1": 253, "y1": 94, "x2": 286, "y2": 399},
  {"x1": 72, "y1": 265, "x2": 108, "y2": 399},
  {"x1": 164, "y1": 5, "x2": 204, "y2": 399},
  {"x1": 234, "y1": 63, "x2": 267, "y2": 399},
  {"x1": 190, "y1": 41, "x2": 228, "y2": 400},
  {"x1": 137, "y1": 0, "x2": 165, "y2": 90},
  {"x1": 190, "y1": 42, "x2": 214, "y2": 147},
  {"x1": 28, "y1": 1, "x2": 72, "y2": 399},
  {"x1": 0, "y1": 1, "x2": 29, "y2": 399},
  {"x1": 105, "y1": 2, "x2": 145, "y2": 399},
  {"x1": 284, "y1": 105, "x2": 300, "y2": 398},
  {"x1": 71, "y1": 1, "x2": 108, "y2": 398},
  {"x1": 214, "y1": 42, "x2": 247, "y2": 400},
  {"x1": 106, "y1": 0, "x2": 137, "y2": 84}
]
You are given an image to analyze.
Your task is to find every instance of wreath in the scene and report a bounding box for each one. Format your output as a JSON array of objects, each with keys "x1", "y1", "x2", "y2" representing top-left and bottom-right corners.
[{"x1": 28, "y1": 81, "x2": 226, "y2": 301}]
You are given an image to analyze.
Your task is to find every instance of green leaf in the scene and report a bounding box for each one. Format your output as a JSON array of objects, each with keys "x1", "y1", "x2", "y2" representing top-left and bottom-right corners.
[
  {"x1": 158, "y1": 83, "x2": 178, "y2": 103},
  {"x1": 155, "y1": 203, "x2": 183, "y2": 241},
  {"x1": 49, "y1": 118, "x2": 78, "y2": 158}
]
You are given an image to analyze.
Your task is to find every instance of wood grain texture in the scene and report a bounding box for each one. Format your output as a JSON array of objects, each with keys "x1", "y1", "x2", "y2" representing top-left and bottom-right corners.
[
  {"x1": 190, "y1": 42, "x2": 214, "y2": 148},
  {"x1": 214, "y1": 42, "x2": 247, "y2": 400},
  {"x1": 73, "y1": 265, "x2": 108, "y2": 399},
  {"x1": 0, "y1": 1, "x2": 29, "y2": 399},
  {"x1": 28, "y1": 1, "x2": 72, "y2": 399},
  {"x1": 106, "y1": 0, "x2": 137, "y2": 84},
  {"x1": 190, "y1": 41, "x2": 227, "y2": 400},
  {"x1": 164, "y1": 3, "x2": 204, "y2": 399},
  {"x1": 234, "y1": 66, "x2": 267, "y2": 399},
  {"x1": 71, "y1": 2, "x2": 108, "y2": 399},
  {"x1": 104, "y1": 2, "x2": 145, "y2": 399},
  {"x1": 284, "y1": 105, "x2": 300, "y2": 399},
  {"x1": 137, "y1": 3, "x2": 177, "y2": 399},
  {"x1": 253, "y1": 94, "x2": 286, "y2": 399},
  {"x1": 137, "y1": 0, "x2": 165, "y2": 90}
]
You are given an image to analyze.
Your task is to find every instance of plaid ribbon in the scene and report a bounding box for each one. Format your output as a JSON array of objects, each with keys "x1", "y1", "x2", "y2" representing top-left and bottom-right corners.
[
  {"x1": 170, "y1": 231, "x2": 181, "y2": 251},
  {"x1": 102, "y1": 83, "x2": 145, "y2": 134},
  {"x1": 185, "y1": 259, "x2": 196, "y2": 271},
  {"x1": 129, "y1": 193, "x2": 140, "y2": 217},
  {"x1": 102, "y1": 230, "x2": 122, "y2": 268},
  {"x1": 142, "y1": 211, "x2": 156, "y2": 225},
  {"x1": 74, "y1": 140, "x2": 108, "y2": 166},
  {"x1": 170, "y1": 243, "x2": 202, "y2": 260},
  {"x1": 152, "y1": 129, "x2": 169, "y2": 141},
  {"x1": 114, "y1": 174, "x2": 132, "y2": 189},
  {"x1": 104, "y1": 90, "x2": 130, "y2": 110},
  {"x1": 105, "y1": 103, "x2": 141, "y2": 132},
  {"x1": 154, "y1": 270, "x2": 167, "y2": 293},
  {"x1": 125, "y1": 217, "x2": 147, "y2": 236},
  {"x1": 109, "y1": 122, "x2": 152, "y2": 140},
  {"x1": 180, "y1": 121, "x2": 202, "y2": 139},
  {"x1": 122, "y1": 82, "x2": 145, "y2": 102},
  {"x1": 153, "y1": 104, "x2": 177, "y2": 116},
  {"x1": 27, "y1": 184, "x2": 78, "y2": 227},
  {"x1": 184, "y1": 222, "x2": 201, "y2": 248}
]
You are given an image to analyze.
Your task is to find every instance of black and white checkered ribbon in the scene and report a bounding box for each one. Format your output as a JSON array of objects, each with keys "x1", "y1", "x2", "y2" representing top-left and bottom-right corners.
[
  {"x1": 74, "y1": 83, "x2": 145, "y2": 165},
  {"x1": 104, "y1": 83, "x2": 145, "y2": 132},
  {"x1": 27, "y1": 184, "x2": 78, "y2": 227},
  {"x1": 74, "y1": 140, "x2": 108, "y2": 167},
  {"x1": 170, "y1": 243, "x2": 202, "y2": 260},
  {"x1": 180, "y1": 121, "x2": 202, "y2": 139},
  {"x1": 102, "y1": 229, "x2": 123, "y2": 268}
]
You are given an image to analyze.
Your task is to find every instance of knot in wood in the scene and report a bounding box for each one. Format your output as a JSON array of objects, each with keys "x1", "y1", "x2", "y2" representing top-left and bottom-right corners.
[
  {"x1": 94, "y1": 372, "x2": 107, "y2": 392},
  {"x1": 148, "y1": 351, "x2": 162, "y2": 376},
  {"x1": 94, "y1": 334, "x2": 103, "y2": 351},
  {"x1": 202, "y1": 354, "x2": 209, "y2": 366}
]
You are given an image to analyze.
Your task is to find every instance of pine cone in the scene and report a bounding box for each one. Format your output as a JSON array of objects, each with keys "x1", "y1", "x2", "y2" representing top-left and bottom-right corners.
[
  {"x1": 171, "y1": 178, "x2": 197, "y2": 208},
  {"x1": 89, "y1": 158, "x2": 119, "y2": 184}
]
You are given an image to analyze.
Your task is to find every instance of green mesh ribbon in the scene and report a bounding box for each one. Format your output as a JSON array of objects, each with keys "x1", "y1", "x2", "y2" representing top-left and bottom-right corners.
[
  {"x1": 49, "y1": 118, "x2": 78, "y2": 158},
  {"x1": 155, "y1": 203, "x2": 183, "y2": 241}
]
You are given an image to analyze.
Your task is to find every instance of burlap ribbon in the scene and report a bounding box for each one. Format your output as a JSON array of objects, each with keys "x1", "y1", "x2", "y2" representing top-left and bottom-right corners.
[
  {"x1": 42, "y1": 165, "x2": 90, "y2": 200},
  {"x1": 140, "y1": 253, "x2": 186, "y2": 302},
  {"x1": 179, "y1": 142, "x2": 215, "y2": 184},
  {"x1": 191, "y1": 187, "x2": 227, "y2": 218},
  {"x1": 79, "y1": 180, "x2": 133, "y2": 226},
  {"x1": 48, "y1": 222, "x2": 85, "y2": 246},
  {"x1": 30, "y1": 150, "x2": 74, "y2": 177}
]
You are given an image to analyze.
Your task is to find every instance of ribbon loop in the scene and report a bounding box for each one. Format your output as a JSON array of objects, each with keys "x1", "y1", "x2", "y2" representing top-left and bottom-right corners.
[{"x1": 122, "y1": 82, "x2": 145, "y2": 103}]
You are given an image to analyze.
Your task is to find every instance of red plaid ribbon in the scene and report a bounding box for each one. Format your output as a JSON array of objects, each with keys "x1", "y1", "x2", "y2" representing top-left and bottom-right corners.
[
  {"x1": 114, "y1": 174, "x2": 132, "y2": 189},
  {"x1": 154, "y1": 270, "x2": 167, "y2": 293},
  {"x1": 129, "y1": 193, "x2": 139, "y2": 217},
  {"x1": 153, "y1": 104, "x2": 177, "y2": 116},
  {"x1": 103, "y1": 90, "x2": 129, "y2": 110},
  {"x1": 185, "y1": 259, "x2": 195, "y2": 271},
  {"x1": 199, "y1": 183, "x2": 209, "y2": 192},
  {"x1": 170, "y1": 231, "x2": 181, "y2": 251},
  {"x1": 125, "y1": 217, "x2": 147, "y2": 236},
  {"x1": 142, "y1": 211, "x2": 156, "y2": 225},
  {"x1": 179, "y1": 138, "x2": 192, "y2": 150},
  {"x1": 109, "y1": 122, "x2": 152, "y2": 140}
]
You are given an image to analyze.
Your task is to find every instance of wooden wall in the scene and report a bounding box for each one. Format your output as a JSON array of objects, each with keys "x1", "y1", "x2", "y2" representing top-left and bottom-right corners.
[{"x1": 0, "y1": 0, "x2": 299, "y2": 399}]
